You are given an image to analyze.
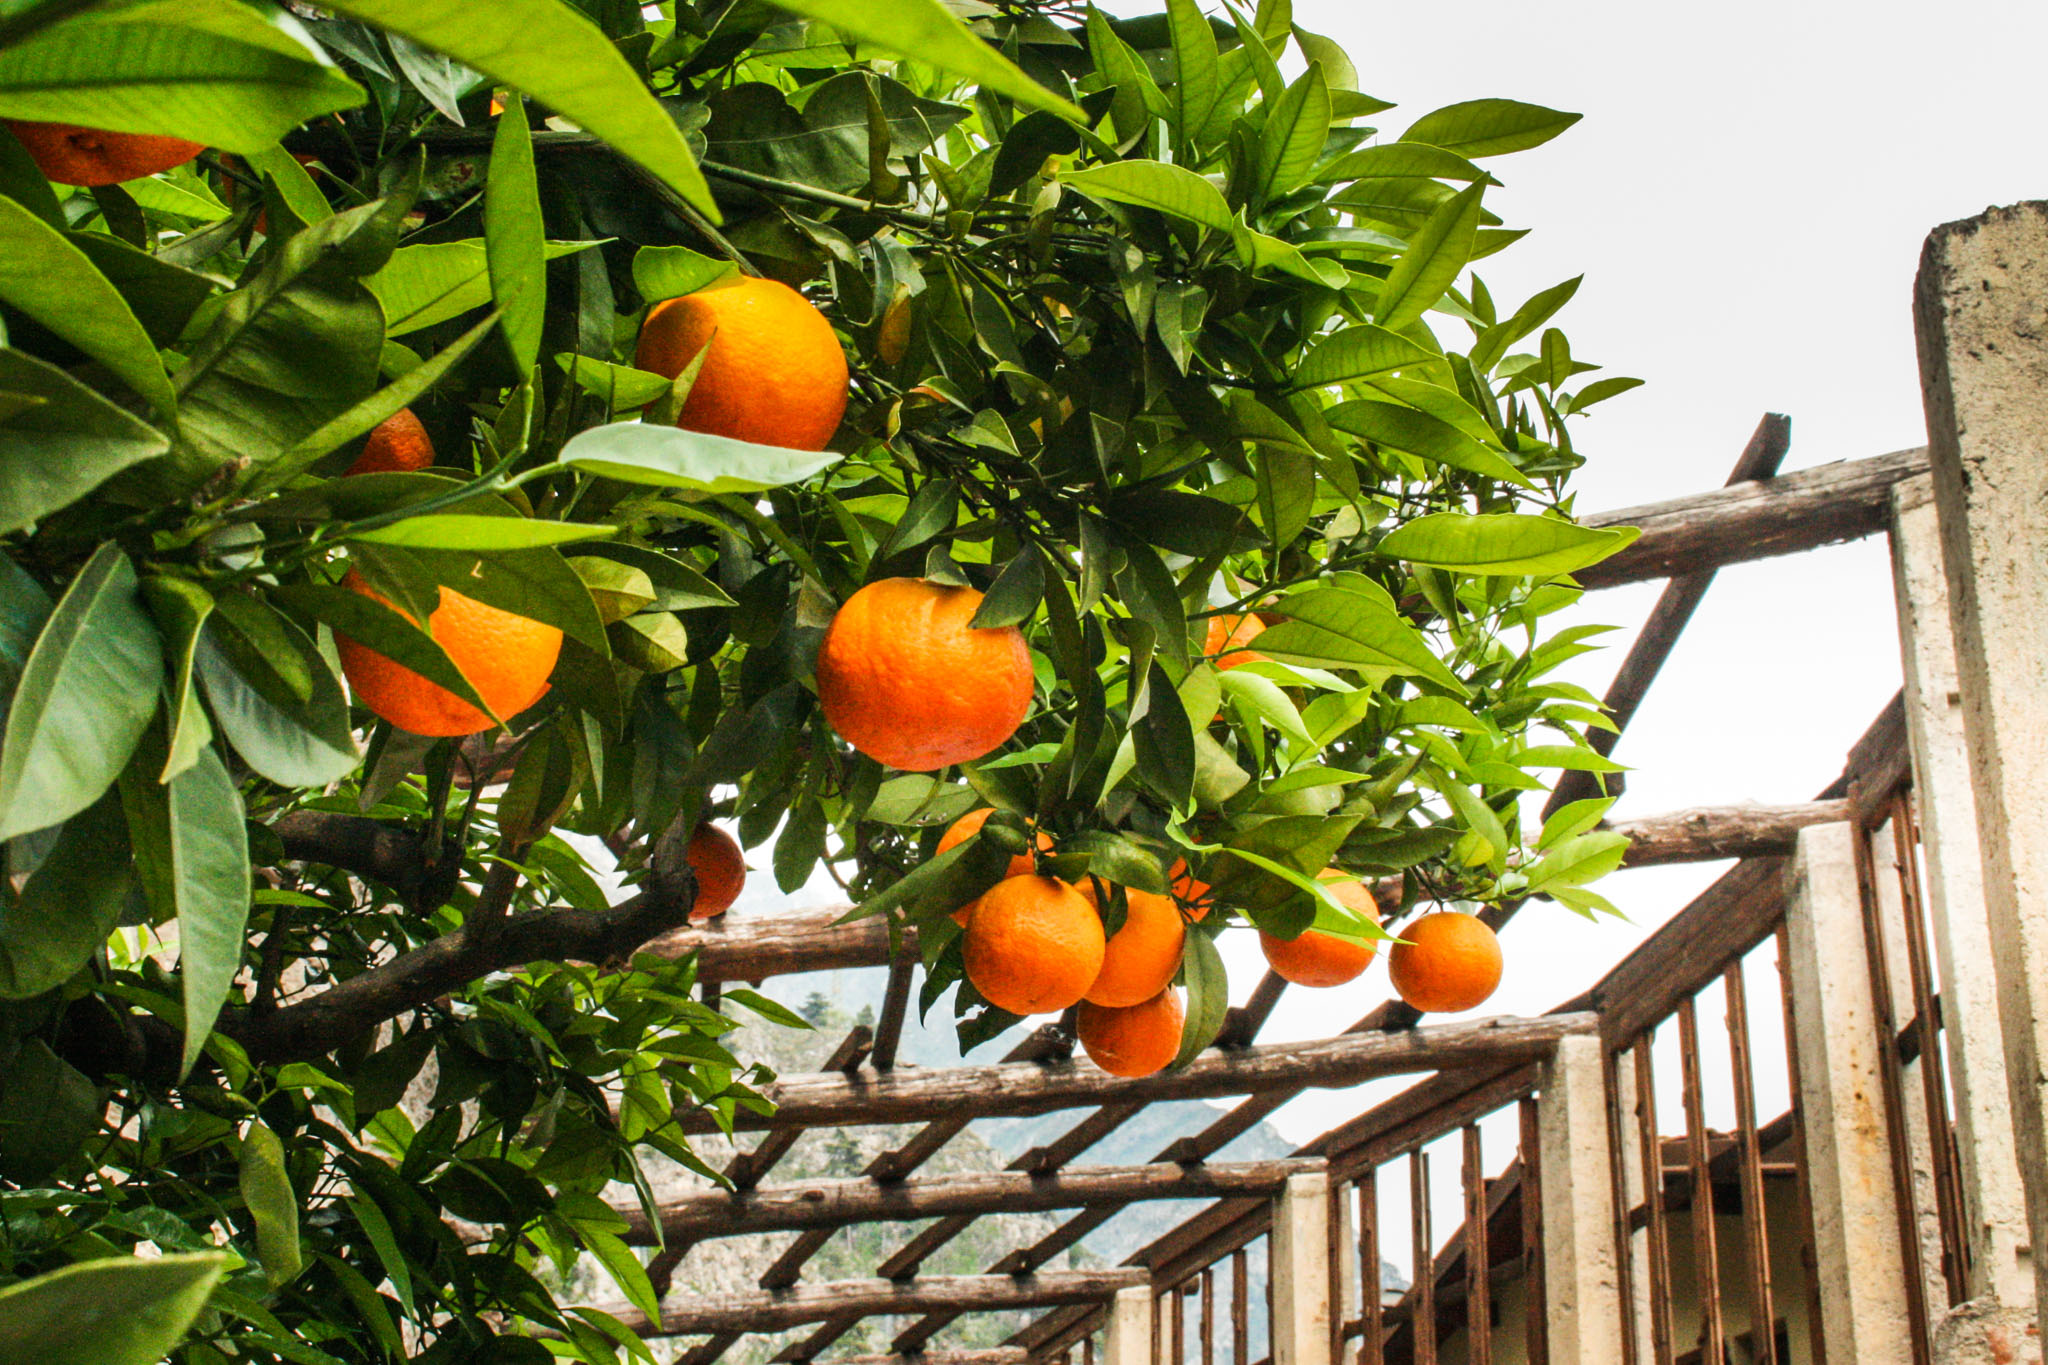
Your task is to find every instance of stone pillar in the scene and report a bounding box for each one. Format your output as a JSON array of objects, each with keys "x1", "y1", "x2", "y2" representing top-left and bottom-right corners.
[
  {"x1": 1781, "y1": 822, "x2": 1919, "y2": 1358},
  {"x1": 1536, "y1": 1034, "x2": 1627, "y2": 1363},
  {"x1": 1890, "y1": 475, "x2": 2036, "y2": 1313},
  {"x1": 1104, "y1": 1284, "x2": 1154, "y2": 1365},
  {"x1": 1270, "y1": 1164, "x2": 1333, "y2": 1365},
  {"x1": 1915, "y1": 197, "x2": 2048, "y2": 1320},
  {"x1": 1608, "y1": 1046, "x2": 1660, "y2": 1365}
]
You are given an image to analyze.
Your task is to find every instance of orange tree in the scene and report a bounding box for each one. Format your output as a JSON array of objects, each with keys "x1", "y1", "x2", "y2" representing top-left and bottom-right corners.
[{"x1": 0, "y1": 0, "x2": 1640, "y2": 1358}]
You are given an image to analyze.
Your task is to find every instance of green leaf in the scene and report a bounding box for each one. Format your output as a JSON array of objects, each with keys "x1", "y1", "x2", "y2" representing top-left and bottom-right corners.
[
  {"x1": 0, "y1": 0, "x2": 363, "y2": 154},
  {"x1": 630, "y1": 245, "x2": 737, "y2": 304},
  {"x1": 1062, "y1": 160, "x2": 1233, "y2": 231},
  {"x1": 1326, "y1": 398, "x2": 1533, "y2": 487},
  {"x1": 1569, "y1": 375, "x2": 1644, "y2": 413},
  {"x1": 1376, "y1": 512, "x2": 1639, "y2": 576},
  {"x1": 0, "y1": 196, "x2": 174, "y2": 416},
  {"x1": 238, "y1": 1122, "x2": 303, "y2": 1287},
  {"x1": 1255, "y1": 585, "x2": 1466, "y2": 693},
  {"x1": 1165, "y1": 0, "x2": 1220, "y2": 141},
  {"x1": 141, "y1": 576, "x2": 213, "y2": 780},
  {"x1": 192, "y1": 626, "x2": 359, "y2": 788},
  {"x1": 0, "y1": 1252, "x2": 229, "y2": 1365},
  {"x1": 0, "y1": 349, "x2": 169, "y2": 535},
  {"x1": 1170, "y1": 929, "x2": 1227, "y2": 1069},
  {"x1": 485, "y1": 107, "x2": 544, "y2": 373},
  {"x1": 1318, "y1": 141, "x2": 1489, "y2": 185},
  {"x1": 1376, "y1": 181, "x2": 1485, "y2": 330},
  {"x1": 315, "y1": 0, "x2": 718, "y2": 215},
  {"x1": 582, "y1": 1225, "x2": 661, "y2": 1324},
  {"x1": 1537, "y1": 796, "x2": 1615, "y2": 851},
  {"x1": 762, "y1": 0, "x2": 1083, "y2": 122},
  {"x1": 369, "y1": 239, "x2": 594, "y2": 336},
  {"x1": 1291, "y1": 324, "x2": 1436, "y2": 389},
  {"x1": 568, "y1": 544, "x2": 734, "y2": 612},
  {"x1": 0, "y1": 556, "x2": 51, "y2": 723},
  {"x1": 0, "y1": 1037, "x2": 99, "y2": 1183},
  {"x1": 244, "y1": 142, "x2": 329, "y2": 227},
  {"x1": 1402, "y1": 99, "x2": 1582, "y2": 158},
  {"x1": 1435, "y1": 770, "x2": 1510, "y2": 872},
  {"x1": 1468, "y1": 275, "x2": 1582, "y2": 375},
  {"x1": 0, "y1": 790, "x2": 132, "y2": 999},
  {"x1": 1251, "y1": 62, "x2": 1329, "y2": 204},
  {"x1": 556, "y1": 422, "x2": 843, "y2": 494},
  {"x1": 557, "y1": 353, "x2": 674, "y2": 410},
  {"x1": 123, "y1": 171, "x2": 231, "y2": 222},
  {"x1": 970, "y1": 548, "x2": 1044, "y2": 629},
  {"x1": 1514, "y1": 743, "x2": 1626, "y2": 773},
  {"x1": 0, "y1": 543, "x2": 162, "y2": 841},
  {"x1": 1523, "y1": 829, "x2": 1630, "y2": 893},
  {"x1": 349, "y1": 514, "x2": 614, "y2": 551},
  {"x1": 121, "y1": 738, "x2": 250, "y2": 1077}
]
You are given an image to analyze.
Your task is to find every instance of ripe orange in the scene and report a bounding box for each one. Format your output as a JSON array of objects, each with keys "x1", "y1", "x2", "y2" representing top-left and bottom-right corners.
[
  {"x1": 335, "y1": 569, "x2": 562, "y2": 738},
  {"x1": 1078, "y1": 989, "x2": 1185, "y2": 1078},
  {"x1": 1169, "y1": 857, "x2": 1213, "y2": 921},
  {"x1": 5, "y1": 120, "x2": 204, "y2": 186},
  {"x1": 1204, "y1": 612, "x2": 1266, "y2": 670},
  {"x1": 1079, "y1": 881, "x2": 1186, "y2": 1008},
  {"x1": 1258, "y1": 873, "x2": 1381, "y2": 988},
  {"x1": 938, "y1": 807, "x2": 1051, "y2": 926},
  {"x1": 1388, "y1": 911, "x2": 1503, "y2": 1013},
  {"x1": 963, "y1": 875, "x2": 1105, "y2": 1016},
  {"x1": 345, "y1": 409, "x2": 435, "y2": 476},
  {"x1": 685, "y1": 824, "x2": 745, "y2": 923},
  {"x1": 634, "y1": 275, "x2": 849, "y2": 451},
  {"x1": 816, "y1": 578, "x2": 1033, "y2": 772}
]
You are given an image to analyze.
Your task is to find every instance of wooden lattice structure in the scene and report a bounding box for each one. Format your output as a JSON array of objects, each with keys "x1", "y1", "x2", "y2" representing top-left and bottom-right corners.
[{"x1": 576, "y1": 203, "x2": 2048, "y2": 1365}]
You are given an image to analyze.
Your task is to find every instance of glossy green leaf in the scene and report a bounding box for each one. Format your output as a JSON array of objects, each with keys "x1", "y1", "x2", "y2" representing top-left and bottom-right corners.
[
  {"x1": 191, "y1": 630, "x2": 357, "y2": 789},
  {"x1": 0, "y1": 0, "x2": 363, "y2": 154},
  {"x1": 1251, "y1": 62, "x2": 1329, "y2": 204},
  {"x1": 1170, "y1": 928, "x2": 1227, "y2": 1069},
  {"x1": 349, "y1": 514, "x2": 614, "y2": 551},
  {"x1": 1256, "y1": 585, "x2": 1466, "y2": 693},
  {"x1": 568, "y1": 544, "x2": 734, "y2": 612},
  {"x1": 1514, "y1": 743, "x2": 1626, "y2": 773},
  {"x1": 244, "y1": 142, "x2": 328, "y2": 227},
  {"x1": 1062, "y1": 160, "x2": 1232, "y2": 231},
  {"x1": 141, "y1": 576, "x2": 213, "y2": 780},
  {"x1": 1165, "y1": 0, "x2": 1220, "y2": 141},
  {"x1": 0, "y1": 556, "x2": 51, "y2": 724},
  {"x1": 1318, "y1": 141, "x2": 1489, "y2": 185},
  {"x1": 555, "y1": 422, "x2": 843, "y2": 494},
  {"x1": 315, "y1": 0, "x2": 717, "y2": 214},
  {"x1": 1469, "y1": 275, "x2": 1583, "y2": 375},
  {"x1": 123, "y1": 171, "x2": 231, "y2": 221},
  {"x1": 1326, "y1": 398, "x2": 1532, "y2": 487},
  {"x1": 0, "y1": 1253, "x2": 229, "y2": 1365},
  {"x1": 1402, "y1": 98, "x2": 1582, "y2": 158},
  {"x1": 1291, "y1": 324, "x2": 1436, "y2": 389},
  {"x1": 630, "y1": 245, "x2": 737, "y2": 304},
  {"x1": 1376, "y1": 512, "x2": 1639, "y2": 576},
  {"x1": 0, "y1": 790, "x2": 132, "y2": 999},
  {"x1": 0, "y1": 543, "x2": 162, "y2": 841},
  {"x1": 370, "y1": 240, "x2": 594, "y2": 336},
  {"x1": 1435, "y1": 769, "x2": 1510, "y2": 870},
  {"x1": 0, "y1": 349, "x2": 169, "y2": 535},
  {"x1": 1376, "y1": 180, "x2": 1484, "y2": 330},
  {"x1": 485, "y1": 107, "x2": 545, "y2": 373},
  {"x1": 970, "y1": 548, "x2": 1045, "y2": 628},
  {"x1": 0, "y1": 196, "x2": 173, "y2": 415},
  {"x1": 761, "y1": 0, "x2": 1082, "y2": 122},
  {"x1": 239, "y1": 1122, "x2": 303, "y2": 1287},
  {"x1": 557, "y1": 354, "x2": 673, "y2": 409}
]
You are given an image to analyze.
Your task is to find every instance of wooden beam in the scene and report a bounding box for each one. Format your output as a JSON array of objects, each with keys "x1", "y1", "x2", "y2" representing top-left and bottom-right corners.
[
  {"x1": 678, "y1": 1013, "x2": 1596, "y2": 1134},
  {"x1": 618, "y1": 1158, "x2": 1328, "y2": 1244},
  {"x1": 825, "y1": 1354, "x2": 1029, "y2": 1365},
  {"x1": 1610, "y1": 801, "x2": 1852, "y2": 868},
  {"x1": 584, "y1": 1270, "x2": 1149, "y2": 1337},
  {"x1": 1575, "y1": 445, "x2": 1927, "y2": 589}
]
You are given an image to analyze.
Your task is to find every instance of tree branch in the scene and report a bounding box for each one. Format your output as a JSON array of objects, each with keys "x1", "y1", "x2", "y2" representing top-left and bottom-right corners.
[{"x1": 269, "y1": 810, "x2": 458, "y2": 910}]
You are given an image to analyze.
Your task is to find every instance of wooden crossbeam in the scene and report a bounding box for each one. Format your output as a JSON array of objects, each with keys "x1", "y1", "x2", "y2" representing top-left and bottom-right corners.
[
  {"x1": 580, "y1": 1269, "x2": 1148, "y2": 1338},
  {"x1": 617, "y1": 1157, "x2": 1326, "y2": 1244},
  {"x1": 673, "y1": 1013, "x2": 1597, "y2": 1135}
]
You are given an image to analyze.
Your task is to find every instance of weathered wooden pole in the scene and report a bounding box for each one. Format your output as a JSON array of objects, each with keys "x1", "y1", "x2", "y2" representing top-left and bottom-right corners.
[
  {"x1": 587, "y1": 1269, "x2": 1150, "y2": 1337},
  {"x1": 1913, "y1": 197, "x2": 2048, "y2": 1327}
]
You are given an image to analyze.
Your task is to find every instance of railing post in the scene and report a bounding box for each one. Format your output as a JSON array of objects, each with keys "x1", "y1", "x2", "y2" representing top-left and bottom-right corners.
[
  {"x1": 1271, "y1": 1161, "x2": 1333, "y2": 1365},
  {"x1": 1536, "y1": 1034, "x2": 1626, "y2": 1363},
  {"x1": 1105, "y1": 1285, "x2": 1155, "y2": 1365},
  {"x1": 1891, "y1": 470, "x2": 2040, "y2": 1348},
  {"x1": 1781, "y1": 822, "x2": 1921, "y2": 1358},
  {"x1": 1914, "y1": 197, "x2": 2048, "y2": 1325}
]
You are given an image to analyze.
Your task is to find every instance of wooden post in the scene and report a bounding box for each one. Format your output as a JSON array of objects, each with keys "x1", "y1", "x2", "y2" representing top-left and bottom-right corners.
[
  {"x1": 1105, "y1": 1285, "x2": 1155, "y2": 1365},
  {"x1": 1271, "y1": 1163, "x2": 1333, "y2": 1365},
  {"x1": 1781, "y1": 822, "x2": 1920, "y2": 1358},
  {"x1": 1890, "y1": 474, "x2": 2038, "y2": 1311},
  {"x1": 1537, "y1": 1034, "x2": 1626, "y2": 1363}
]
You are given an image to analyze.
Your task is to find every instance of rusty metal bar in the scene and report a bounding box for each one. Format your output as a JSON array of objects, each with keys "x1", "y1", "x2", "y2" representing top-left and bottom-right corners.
[
  {"x1": 1887, "y1": 791, "x2": 1972, "y2": 1305},
  {"x1": 1632, "y1": 1034, "x2": 1676, "y2": 1365},
  {"x1": 1358, "y1": 1171, "x2": 1382, "y2": 1365},
  {"x1": 1774, "y1": 925, "x2": 1830, "y2": 1365},
  {"x1": 1411, "y1": 1148, "x2": 1437, "y2": 1365},
  {"x1": 1463, "y1": 1125, "x2": 1492, "y2": 1365},
  {"x1": 1519, "y1": 1097, "x2": 1548, "y2": 1365},
  {"x1": 1675, "y1": 997, "x2": 1727, "y2": 1363},
  {"x1": 1723, "y1": 961, "x2": 1780, "y2": 1365}
]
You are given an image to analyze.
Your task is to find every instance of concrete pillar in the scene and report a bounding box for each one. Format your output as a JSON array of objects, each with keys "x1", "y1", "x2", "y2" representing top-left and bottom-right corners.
[
  {"x1": 1914, "y1": 197, "x2": 2048, "y2": 1320},
  {"x1": 1270, "y1": 1164, "x2": 1332, "y2": 1365},
  {"x1": 1608, "y1": 1046, "x2": 1660, "y2": 1365},
  {"x1": 1892, "y1": 471, "x2": 2037, "y2": 1313},
  {"x1": 1537, "y1": 1034, "x2": 1627, "y2": 1363},
  {"x1": 1782, "y1": 822, "x2": 1919, "y2": 1358},
  {"x1": 1104, "y1": 1285, "x2": 1154, "y2": 1365}
]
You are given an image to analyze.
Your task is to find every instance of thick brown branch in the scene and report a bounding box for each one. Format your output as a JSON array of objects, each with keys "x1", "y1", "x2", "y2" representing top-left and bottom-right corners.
[
  {"x1": 584, "y1": 1270, "x2": 1149, "y2": 1338},
  {"x1": 617, "y1": 1157, "x2": 1326, "y2": 1244},
  {"x1": 670, "y1": 1012, "x2": 1595, "y2": 1134},
  {"x1": 268, "y1": 810, "x2": 455, "y2": 908},
  {"x1": 1611, "y1": 800, "x2": 1851, "y2": 867}
]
